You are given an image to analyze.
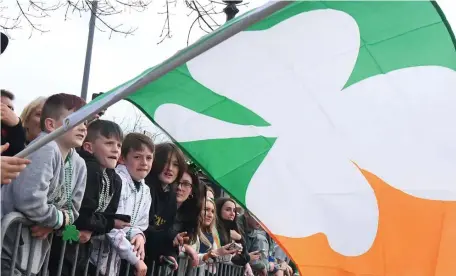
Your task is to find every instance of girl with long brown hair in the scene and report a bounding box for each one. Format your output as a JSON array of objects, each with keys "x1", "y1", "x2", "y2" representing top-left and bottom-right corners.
[{"x1": 144, "y1": 142, "x2": 187, "y2": 270}]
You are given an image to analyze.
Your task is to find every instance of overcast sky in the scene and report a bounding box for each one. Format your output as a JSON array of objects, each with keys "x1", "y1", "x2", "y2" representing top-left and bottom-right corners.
[{"x1": 1, "y1": 0, "x2": 455, "y2": 140}]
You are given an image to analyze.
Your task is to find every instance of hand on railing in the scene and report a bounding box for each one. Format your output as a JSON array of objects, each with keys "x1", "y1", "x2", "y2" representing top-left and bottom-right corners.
[
  {"x1": 131, "y1": 234, "x2": 145, "y2": 260},
  {"x1": 217, "y1": 243, "x2": 241, "y2": 256},
  {"x1": 244, "y1": 263, "x2": 254, "y2": 276},
  {"x1": 135, "y1": 260, "x2": 147, "y2": 276},
  {"x1": 279, "y1": 261, "x2": 293, "y2": 276},
  {"x1": 79, "y1": 230, "x2": 92, "y2": 243},
  {"x1": 183, "y1": 244, "x2": 199, "y2": 267},
  {"x1": 160, "y1": 255, "x2": 178, "y2": 270},
  {"x1": 173, "y1": 232, "x2": 189, "y2": 247},
  {"x1": 30, "y1": 225, "x2": 53, "y2": 240}
]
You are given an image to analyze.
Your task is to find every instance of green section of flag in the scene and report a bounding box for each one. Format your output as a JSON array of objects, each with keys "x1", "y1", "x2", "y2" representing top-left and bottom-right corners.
[
  {"x1": 129, "y1": 65, "x2": 270, "y2": 127},
  {"x1": 180, "y1": 137, "x2": 276, "y2": 201},
  {"x1": 95, "y1": 1, "x2": 456, "y2": 205}
]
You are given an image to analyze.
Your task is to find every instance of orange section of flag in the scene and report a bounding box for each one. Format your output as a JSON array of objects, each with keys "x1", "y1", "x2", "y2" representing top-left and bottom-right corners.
[{"x1": 274, "y1": 169, "x2": 456, "y2": 276}]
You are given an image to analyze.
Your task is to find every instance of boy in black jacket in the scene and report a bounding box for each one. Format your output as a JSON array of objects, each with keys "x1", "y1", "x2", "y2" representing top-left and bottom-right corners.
[{"x1": 49, "y1": 120, "x2": 129, "y2": 276}]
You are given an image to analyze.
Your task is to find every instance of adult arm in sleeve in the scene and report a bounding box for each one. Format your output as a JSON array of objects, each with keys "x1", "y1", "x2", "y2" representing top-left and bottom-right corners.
[{"x1": 1, "y1": 120, "x2": 26, "y2": 156}]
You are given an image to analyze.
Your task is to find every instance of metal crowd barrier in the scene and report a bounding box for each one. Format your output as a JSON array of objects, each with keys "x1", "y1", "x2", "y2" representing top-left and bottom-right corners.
[{"x1": 1, "y1": 212, "x2": 245, "y2": 276}]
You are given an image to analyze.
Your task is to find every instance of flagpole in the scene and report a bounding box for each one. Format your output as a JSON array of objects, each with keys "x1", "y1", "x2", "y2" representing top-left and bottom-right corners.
[
  {"x1": 80, "y1": 0, "x2": 98, "y2": 101},
  {"x1": 15, "y1": 0, "x2": 292, "y2": 158}
]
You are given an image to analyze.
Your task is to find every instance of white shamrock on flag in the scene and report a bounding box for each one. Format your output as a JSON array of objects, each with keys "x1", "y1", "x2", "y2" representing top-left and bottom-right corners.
[{"x1": 154, "y1": 9, "x2": 456, "y2": 256}]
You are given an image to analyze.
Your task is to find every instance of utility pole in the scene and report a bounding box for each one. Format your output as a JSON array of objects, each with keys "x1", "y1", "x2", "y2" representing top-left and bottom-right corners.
[{"x1": 80, "y1": 0, "x2": 98, "y2": 101}]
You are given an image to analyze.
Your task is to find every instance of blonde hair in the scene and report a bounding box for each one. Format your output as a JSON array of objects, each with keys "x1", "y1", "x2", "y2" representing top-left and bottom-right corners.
[
  {"x1": 199, "y1": 198, "x2": 221, "y2": 250},
  {"x1": 20, "y1": 97, "x2": 47, "y2": 129},
  {"x1": 206, "y1": 185, "x2": 215, "y2": 198}
]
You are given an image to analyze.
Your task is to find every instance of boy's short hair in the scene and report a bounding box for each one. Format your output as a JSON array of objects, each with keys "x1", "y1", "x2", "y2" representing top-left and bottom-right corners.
[
  {"x1": 40, "y1": 93, "x2": 86, "y2": 131},
  {"x1": 85, "y1": 119, "x2": 123, "y2": 143},
  {"x1": 121, "y1": 132, "x2": 155, "y2": 157},
  {"x1": 1, "y1": 89, "x2": 14, "y2": 100}
]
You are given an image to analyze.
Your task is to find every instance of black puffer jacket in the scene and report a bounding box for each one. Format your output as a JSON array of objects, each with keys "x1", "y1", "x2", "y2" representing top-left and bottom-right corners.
[{"x1": 74, "y1": 150, "x2": 123, "y2": 233}]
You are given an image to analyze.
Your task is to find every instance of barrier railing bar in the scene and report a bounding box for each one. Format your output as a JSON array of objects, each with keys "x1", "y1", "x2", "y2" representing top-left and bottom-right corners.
[
  {"x1": 2, "y1": 213, "x2": 249, "y2": 276},
  {"x1": 105, "y1": 242, "x2": 114, "y2": 276},
  {"x1": 25, "y1": 235, "x2": 37, "y2": 276},
  {"x1": 125, "y1": 262, "x2": 131, "y2": 276},
  {"x1": 83, "y1": 243, "x2": 92, "y2": 276},
  {"x1": 70, "y1": 243, "x2": 80, "y2": 276},
  {"x1": 8, "y1": 222, "x2": 22, "y2": 276},
  {"x1": 41, "y1": 232, "x2": 54, "y2": 276},
  {"x1": 177, "y1": 255, "x2": 187, "y2": 276},
  {"x1": 56, "y1": 240, "x2": 67, "y2": 276},
  {"x1": 95, "y1": 240, "x2": 103, "y2": 276},
  {"x1": 149, "y1": 260, "x2": 156, "y2": 276}
]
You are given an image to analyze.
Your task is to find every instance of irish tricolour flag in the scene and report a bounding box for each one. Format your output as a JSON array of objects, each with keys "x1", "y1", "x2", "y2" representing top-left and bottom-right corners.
[{"x1": 60, "y1": 1, "x2": 456, "y2": 275}]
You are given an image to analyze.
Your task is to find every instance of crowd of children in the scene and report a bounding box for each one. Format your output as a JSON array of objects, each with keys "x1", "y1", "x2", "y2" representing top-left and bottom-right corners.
[{"x1": 0, "y1": 91, "x2": 295, "y2": 276}]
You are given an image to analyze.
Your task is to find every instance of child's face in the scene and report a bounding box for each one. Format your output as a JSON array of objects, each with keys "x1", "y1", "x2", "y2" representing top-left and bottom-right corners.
[
  {"x1": 159, "y1": 152, "x2": 179, "y2": 185},
  {"x1": 55, "y1": 109, "x2": 87, "y2": 149},
  {"x1": 85, "y1": 135, "x2": 121, "y2": 169},
  {"x1": 123, "y1": 146, "x2": 154, "y2": 181}
]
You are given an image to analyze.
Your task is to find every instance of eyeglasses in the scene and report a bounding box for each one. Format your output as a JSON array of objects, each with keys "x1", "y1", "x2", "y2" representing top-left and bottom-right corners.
[{"x1": 177, "y1": 181, "x2": 192, "y2": 189}]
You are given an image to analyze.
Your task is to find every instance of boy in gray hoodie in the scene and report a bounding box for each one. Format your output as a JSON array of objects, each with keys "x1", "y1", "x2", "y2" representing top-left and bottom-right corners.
[{"x1": 1, "y1": 93, "x2": 88, "y2": 276}]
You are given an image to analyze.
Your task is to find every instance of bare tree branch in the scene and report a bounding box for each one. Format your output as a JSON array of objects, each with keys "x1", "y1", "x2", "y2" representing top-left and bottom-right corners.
[
  {"x1": 184, "y1": 0, "x2": 250, "y2": 45},
  {"x1": 109, "y1": 107, "x2": 169, "y2": 143},
  {"x1": 0, "y1": 0, "x2": 249, "y2": 43},
  {"x1": 157, "y1": 0, "x2": 174, "y2": 45},
  {"x1": 1, "y1": 0, "x2": 152, "y2": 37}
]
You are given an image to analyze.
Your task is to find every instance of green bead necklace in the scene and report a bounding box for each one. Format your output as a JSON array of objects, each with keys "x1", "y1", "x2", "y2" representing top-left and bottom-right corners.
[
  {"x1": 61, "y1": 155, "x2": 80, "y2": 244},
  {"x1": 126, "y1": 184, "x2": 144, "y2": 240}
]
